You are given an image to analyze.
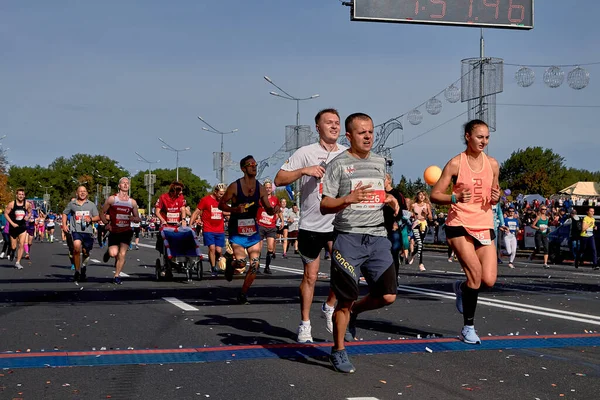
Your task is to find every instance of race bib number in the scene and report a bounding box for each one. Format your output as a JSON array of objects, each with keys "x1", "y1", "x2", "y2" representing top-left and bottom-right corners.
[
  {"x1": 465, "y1": 228, "x2": 492, "y2": 246},
  {"x1": 166, "y1": 212, "x2": 180, "y2": 224},
  {"x1": 210, "y1": 206, "x2": 222, "y2": 220},
  {"x1": 350, "y1": 178, "x2": 385, "y2": 210},
  {"x1": 237, "y1": 218, "x2": 257, "y2": 236},
  {"x1": 507, "y1": 221, "x2": 517, "y2": 233},
  {"x1": 259, "y1": 211, "x2": 275, "y2": 225},
  {"x1": 539, "y1": 224, "x2": 548, "y2": 233},
  {"x1": 75, "y1": 210, "x2": 90, "y2": 221},
  {"x1": 15, "y1": 210, "x2": 25, "y2": 221},
  {"x1": 116, "y1": 213, "x2": 130, "y2": 227}
]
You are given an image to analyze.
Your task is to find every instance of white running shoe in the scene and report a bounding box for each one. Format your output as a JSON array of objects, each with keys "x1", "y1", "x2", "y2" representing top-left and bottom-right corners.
[
  {"x1": 460, "y1": 325, "x2": 481, "y2": 344},
  {"x1": 322, "y1": 303, "x2": 334, "y2": 334},
  {"x1": 0, "y1": 252, "x2": 5, "y2": 259},
  {"x1": 297, "y1": 323, "x2": 313, "y2": 343},
  {"x1": 14, "y1": 262, "x2": 23, "y2": 270}
]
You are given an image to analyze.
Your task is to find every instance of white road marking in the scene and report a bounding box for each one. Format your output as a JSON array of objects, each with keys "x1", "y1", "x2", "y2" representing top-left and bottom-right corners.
[
  {"x1": 91, "y1": 259, "x2": 101, "y2": 263},
  {"x1": 138, "y1": 243, "x2": 154, "y2": 249},
  {"x1": 347, "y1": 398, "x2": 380, "y2": 400},
  {"x1": 396, "y1": 284, "x2": 600, "y2": 325},
  {"x1": 162, "y1": 297, "x2": 199, "y2": 311}
]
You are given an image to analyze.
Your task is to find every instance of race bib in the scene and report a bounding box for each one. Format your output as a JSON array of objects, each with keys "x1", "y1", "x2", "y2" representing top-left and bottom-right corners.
[
  {"x1": 116, "y1": 213, "x2": 130, "y2": 227},
  {"x1": 210, "y1": 206, "x2": 222, "y2": 220},
  {"x1": 259, "y1": 211, "x2": 275, "y2": 225},
  {"x1": 539, "y1": 224, "x2": 548, "y2": 233},
  {"x1": 507, "y1": 221, "x2": 517, "y2": 233},
  {"x1": 350, "y1": 178, "x2": 385, "y2": 210},
  {"x1": 465, "y1": 228, "x2": 492, "y2": 246},
  {"x1": 166, "y1": 212, "x2": 180, "y2": 224},
  {"x1": 75, "y1": 210, "x2": 90, "y2": 221},
  {"x1": 15, "y1": 210, "x2": 25, "y2": 221},
  {"x1": 237, "y1": 218, "x2": 257, "y2": 236}
]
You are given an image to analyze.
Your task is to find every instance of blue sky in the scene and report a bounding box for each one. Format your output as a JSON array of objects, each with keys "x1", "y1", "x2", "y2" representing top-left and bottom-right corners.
[{"x1": 1, "y1": 0, "x2": 598, "y2": 188}]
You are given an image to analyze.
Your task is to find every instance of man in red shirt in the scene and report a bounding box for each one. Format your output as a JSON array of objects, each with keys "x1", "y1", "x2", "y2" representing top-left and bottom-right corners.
[
  {"x1": 256, "y1": 180, "x2": 283, "y2": 274},
  {"x1": 154, "y1": 181, "x2": 187, "y2": 258},
  {"x1": 190, "y1": 183, "x2": 228, "y2": 276}
]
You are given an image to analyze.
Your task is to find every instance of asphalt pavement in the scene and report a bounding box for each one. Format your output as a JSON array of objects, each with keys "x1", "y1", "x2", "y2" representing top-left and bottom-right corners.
[{"x1": 0, "y1": 235, "x2": 599, "y2": 400}]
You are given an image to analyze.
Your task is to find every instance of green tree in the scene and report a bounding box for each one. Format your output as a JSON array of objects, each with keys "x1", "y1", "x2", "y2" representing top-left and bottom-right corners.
[{"x1": 499, "y1": 147, "x2": 567, "y2": 196}]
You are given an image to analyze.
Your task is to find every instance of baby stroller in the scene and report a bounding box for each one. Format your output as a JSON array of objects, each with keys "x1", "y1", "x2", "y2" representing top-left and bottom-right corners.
[{"x1": 155, "y1": 226, "x2": 203, "y2": 281}]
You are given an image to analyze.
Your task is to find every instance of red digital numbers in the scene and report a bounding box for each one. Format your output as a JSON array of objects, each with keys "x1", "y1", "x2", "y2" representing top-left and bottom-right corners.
[
  {"x1": 483, "y1": 0, "x2": 500, "y2": 19},
  {"x1": 430, "y1": 0, "x2": 447, "y2": 19},
  {"x1": 508, "y1": 0, "x2": 526, "y2": 23}
]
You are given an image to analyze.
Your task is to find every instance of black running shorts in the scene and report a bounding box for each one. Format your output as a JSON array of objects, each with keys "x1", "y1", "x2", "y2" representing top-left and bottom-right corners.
[{"x1": 298, "y1": 229, "x2": 334, "y2": 263}]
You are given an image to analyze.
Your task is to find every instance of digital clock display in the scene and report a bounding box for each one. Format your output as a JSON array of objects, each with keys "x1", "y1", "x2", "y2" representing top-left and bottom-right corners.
[{"x1": 352, "y1": 0, "x2": 534, "y2": 29}]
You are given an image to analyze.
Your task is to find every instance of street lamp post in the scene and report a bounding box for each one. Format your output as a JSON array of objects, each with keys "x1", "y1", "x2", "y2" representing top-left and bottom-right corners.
[
  {"x1": 38, "y1": 182, "x2": 53, "y2": 213},
  {"x1": 95, "y1": 170, "x2": 115, "y2": 204},
  {"x1": 197, "y1": 116, "x2": 238, "y2": 184},
  {"x1": 158, "y1": 138, "x2": 190, "y2": 182},
  {"x1": 263, "y1": 75, "x2": 319, "y2": 206},
  {"x1": 135, "y1": 152, "x2": 159, "y2": 218}
]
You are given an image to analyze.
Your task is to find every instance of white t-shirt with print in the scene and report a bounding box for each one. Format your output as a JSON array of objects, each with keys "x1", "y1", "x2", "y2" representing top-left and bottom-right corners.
[{"x1": 280, "y1": 142, "x2": 347, "y2": 233}]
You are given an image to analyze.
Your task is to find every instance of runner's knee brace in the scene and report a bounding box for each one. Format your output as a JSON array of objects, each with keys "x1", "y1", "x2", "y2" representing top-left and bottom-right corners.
[
  {"x1": 233, "y1": 258, "x2": 247, "y2": 269},
  {"x1": 249, "y1": 257, "x2": 260, "y2": 274}
]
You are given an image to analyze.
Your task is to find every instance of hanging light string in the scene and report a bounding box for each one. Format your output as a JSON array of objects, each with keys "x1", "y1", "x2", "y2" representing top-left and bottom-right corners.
[
  {"x1": 377, "y1": 60, "x2": 481, "y2": 128},
  {"x1": 504, "y1": 61, "x2": 600, "y2": 68}
]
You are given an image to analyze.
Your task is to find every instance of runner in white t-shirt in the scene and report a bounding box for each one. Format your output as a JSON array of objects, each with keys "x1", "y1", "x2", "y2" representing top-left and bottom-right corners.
[{"x1": 274, "y1": 108, "x2": 347, "y2": 343}]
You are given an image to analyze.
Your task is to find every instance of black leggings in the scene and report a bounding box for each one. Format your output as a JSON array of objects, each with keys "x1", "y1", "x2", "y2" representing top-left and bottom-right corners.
[
  {"x1": 1, "y1": 231, "x2": 10, "y2": 253},
  {"x1": 412, "y1": 227, "x2": 425, "y2": 264}
]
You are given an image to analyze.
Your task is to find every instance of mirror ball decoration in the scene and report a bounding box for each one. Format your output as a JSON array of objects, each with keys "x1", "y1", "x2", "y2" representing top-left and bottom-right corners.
[
  {"x1": 444, "y1": 84, "x2": 461, "y2": 103},
  {"x1": 426, "y1": 98, "x2": 442, "y2": 115},
  {"x1": 515, "y1": 66, "x2": 535, "y2": 87},
  {"x1": 407, "y1": 109, "x2": 423, "y2": 125},
  {"x1": 567, "y1": 66, "x2": 590, "y2": 90},
  {"x1": 543, "y1": 66, "x2": 564, "y2": 88}
]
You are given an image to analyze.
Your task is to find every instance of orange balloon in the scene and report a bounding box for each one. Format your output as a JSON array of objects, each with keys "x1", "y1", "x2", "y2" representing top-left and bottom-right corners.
[{"x1": 424, "y1": 165, "x2": 442, "y2": 186}]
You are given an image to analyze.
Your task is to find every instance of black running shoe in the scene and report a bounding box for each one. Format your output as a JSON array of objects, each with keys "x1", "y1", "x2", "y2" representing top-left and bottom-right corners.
[
  {"x1": 263, "y1": 266, "x2": 272, "y2": 275},
  {"x1": 237, "y1": 292, "x2": 250, "y2": 305},
  {"x1": 103, "y1": 250, "x2": 110, "y2": 263}
]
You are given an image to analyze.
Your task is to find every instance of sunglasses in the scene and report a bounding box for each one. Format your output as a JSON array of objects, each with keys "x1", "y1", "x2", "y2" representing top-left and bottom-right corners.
[
  {"x1": 244, "y1": 162, "x2": 257, "y2": 168},
  {"x1": 541, "y1": 208, "x2": 547, "y2": 211}
]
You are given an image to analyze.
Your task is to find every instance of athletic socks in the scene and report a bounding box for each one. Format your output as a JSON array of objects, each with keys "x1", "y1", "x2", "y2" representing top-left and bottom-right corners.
[
  {"x1": 265, "y1": 251, "x2": 273, "y2": 268},
  {"x1": 461, "y1": 283, "x2": 479, "y2": 326}
]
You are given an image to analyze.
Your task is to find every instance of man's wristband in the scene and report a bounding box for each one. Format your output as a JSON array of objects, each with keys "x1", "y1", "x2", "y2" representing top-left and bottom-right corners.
[{"x1": 451, "y1": 194, "x2": 457, "y2": 204}]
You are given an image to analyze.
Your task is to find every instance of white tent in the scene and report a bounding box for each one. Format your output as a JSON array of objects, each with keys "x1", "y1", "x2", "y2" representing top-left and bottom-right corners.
[{"x1": 559, "y1": 182, "x2": 600, "y2": 197}]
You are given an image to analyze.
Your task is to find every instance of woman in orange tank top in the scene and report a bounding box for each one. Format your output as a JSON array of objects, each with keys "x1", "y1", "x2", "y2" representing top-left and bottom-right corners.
[{"x1": 430, "y1": 120, "x2": 501, "y2": 345}]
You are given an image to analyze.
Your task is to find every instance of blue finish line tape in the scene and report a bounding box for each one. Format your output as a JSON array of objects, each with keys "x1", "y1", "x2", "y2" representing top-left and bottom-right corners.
[{"x1": 1, "y1": 334, "x2": 599, "y2": 370}]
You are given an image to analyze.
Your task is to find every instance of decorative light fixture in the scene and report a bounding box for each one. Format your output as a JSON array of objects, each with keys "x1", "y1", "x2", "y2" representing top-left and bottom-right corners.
[
  {"x1": 515, "y1": 66, "x2": 535, "y2": 87},
  {"x1": 426, "y1": 98, "x2": 442, "y2": 115},
  {"x1": 407, "y1": 109, "x2": 423, "y2": 125},
  {"x1": 444, "y1": 84, "x2": 461, "y2": 103},
  {"x1": 543, "y1": 66, "x2": 564, "y2": 88},
  {"x1": 567, "y1": 66, "x2": 590, "y2": 90}
]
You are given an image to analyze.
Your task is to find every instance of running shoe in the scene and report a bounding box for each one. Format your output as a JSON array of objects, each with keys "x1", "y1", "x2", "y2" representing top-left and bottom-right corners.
[
  {"x1": 73, "y1": 270, "x2": 80, "y2": 283},
  {"x1": 237, "y1": 292, "x2": 250, "y2": 305},
  {"x1": 135, "y1": 245, "x2": 139, "y2": 250},
  {"x1": 419, "y1": 264, "x2": 426, "y2": 271},
  {"x1": 211, "y1": 266, "x2": 220, "y2": 277},
  {"x1": 543, "y1": 264, "x2": 549, "y2": 269},
  {"x1": 263, "y1": 266, "x2": 272, "y2": 275},
  {"x1": 497, "y1": 258, "x2": 503, "y2": 264},
  {"x1": 14, "y1": 262, "x2": 23, "y2": 270},
  {"x1": 453, "y1": 280, "x2": 464, "y2": 314},
  {"x1": 322, "y1": 302, "x2": 334, "y2": 334},
  {"x1": 296, "y1": 324, "x2": 313, "y2": 343},
  {"x1": 508, "y1": 263, "x2": 515, "y2": 269},
  {"x1": 447, "y1": 257, "x2": 453, "y2": 263},
  {"x1": 460, "y1": 325, "x2": 481, "y2": 344},
  {"x1": 103, "y1": 251, "x2": 110, "y2": 263},
  {"x1": 71, "y1": 264, "x2": 75, "y2": 270},
  {"x1": 282, "y1": 253, "x2": 287, "y2": 259},
  {"x1": 345, "y1": 312, "x2": 357, "y2": 342},
  {"x1": 112, "y1": 276, "x2": 122, "y2": 285},
  {"x1": 329, "y1": 349, "x2": 355, "y2": 373},
  {"x1": 0, "y1": 252, "x2": 5, "y2": 259},
  {"x1": 24, "y1": 253, "x2": 30, "y2": 260}
]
